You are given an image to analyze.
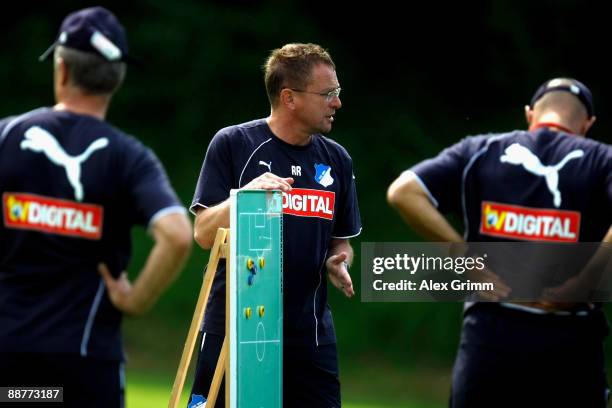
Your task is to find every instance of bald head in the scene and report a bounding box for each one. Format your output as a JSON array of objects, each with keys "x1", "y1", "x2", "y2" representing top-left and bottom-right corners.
[
  {"x1": 532, "y1": 91, "x2": 588, "y2": 124},
  {"x1": 526, "y1": 78, "x2": 596, "y2": 136}
]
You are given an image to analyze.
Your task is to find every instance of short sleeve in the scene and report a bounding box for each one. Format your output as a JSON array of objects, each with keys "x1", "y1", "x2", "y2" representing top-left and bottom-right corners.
[
  {"x1": 190, "y1": 130, "x2": 234, "y2": 214},
  {"x1": 0, "y1": 116, "x2": 16, "y2": 150},
  {"x1": 125, "y1": 142, "x2": 185, "y2": 227},
  {"x1": 410, "y1": 137, "x2": 477, "y2": 214},
  {"x1": 332, "y1": 154, "x2": 362, "y2": 238},
  {"x1": 601, "y1": 145, "x2": 612, "y2": 208}
]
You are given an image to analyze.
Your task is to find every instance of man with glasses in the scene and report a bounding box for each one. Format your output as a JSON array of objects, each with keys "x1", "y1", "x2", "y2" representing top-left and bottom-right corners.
[{"x1": 188, "y1": 43, "x2": 361, "y2": 407}]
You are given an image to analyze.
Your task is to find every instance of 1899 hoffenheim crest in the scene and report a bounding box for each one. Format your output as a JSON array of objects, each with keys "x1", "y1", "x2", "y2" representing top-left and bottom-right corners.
[{"x1": 314, "y1": 163, "x2": 334, "y2": 187}]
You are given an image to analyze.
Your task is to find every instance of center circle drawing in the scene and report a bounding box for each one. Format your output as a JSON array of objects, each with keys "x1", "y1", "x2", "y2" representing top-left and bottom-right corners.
[{"x1": 255, "y1": 322, "x2": 266, "y2": 362}]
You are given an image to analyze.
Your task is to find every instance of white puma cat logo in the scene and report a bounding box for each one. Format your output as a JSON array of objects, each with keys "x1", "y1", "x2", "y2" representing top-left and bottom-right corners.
[
  {"x1": 21, "y1": 126, "x2": 109, "y2": 201},
  {"x1": 500, "y1": 143, "x2": 584, "y2": 208},
  {"x1": 258, "y1": 160, "x2": 272, "y2": 172}
]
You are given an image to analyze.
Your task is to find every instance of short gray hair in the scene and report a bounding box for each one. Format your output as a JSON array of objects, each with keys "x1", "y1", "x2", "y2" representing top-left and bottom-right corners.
[{"x1": 55, "y1": 45, "x2": 126, "y2": 95}]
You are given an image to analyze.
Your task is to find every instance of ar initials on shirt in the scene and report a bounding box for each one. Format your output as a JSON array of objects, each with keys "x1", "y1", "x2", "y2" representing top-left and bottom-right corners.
[{"x1": 291, "y1": 165, "x2": 302, "y2": 176}]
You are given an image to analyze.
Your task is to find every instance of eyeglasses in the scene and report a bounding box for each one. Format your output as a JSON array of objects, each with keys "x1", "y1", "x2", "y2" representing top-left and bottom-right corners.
[{"x1": 289, "y1": 87, "x2": 341, "y2": 102}]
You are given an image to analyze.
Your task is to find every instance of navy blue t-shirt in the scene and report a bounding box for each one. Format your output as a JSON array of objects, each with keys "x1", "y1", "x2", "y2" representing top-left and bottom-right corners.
[
  {"x1": 191, "y1": 118, "x2": 361, "y2": 346},
  {"x1": 0, "y1": 108, "x2": 185, "y2": 361},
  {"x1": 410, "y1": 128, "x2": 612, "y2": 243}
]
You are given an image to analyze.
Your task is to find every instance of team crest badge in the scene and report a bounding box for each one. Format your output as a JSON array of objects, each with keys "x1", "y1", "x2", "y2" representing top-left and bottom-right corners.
[{"x1": 314, "y1": 163, "x2": 334, "y2": 187}]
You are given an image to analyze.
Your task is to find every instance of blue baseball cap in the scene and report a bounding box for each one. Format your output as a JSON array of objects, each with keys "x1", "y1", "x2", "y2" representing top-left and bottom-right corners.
[
  {"x1": 39, "y1": 7, "x2": 129, "y2": 62},
  {"x1": 530, "y1": 78, "x2": 594, "y2": 118}
]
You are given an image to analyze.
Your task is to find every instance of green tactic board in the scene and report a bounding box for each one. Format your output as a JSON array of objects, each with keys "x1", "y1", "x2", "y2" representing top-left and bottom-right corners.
[{"x1": 229, "y1": 189, "x2": 283, "y2": 408}]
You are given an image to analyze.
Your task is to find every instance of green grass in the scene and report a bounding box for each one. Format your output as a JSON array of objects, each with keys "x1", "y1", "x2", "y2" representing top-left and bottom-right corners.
[
  {"x1": 126, "y1": 371, "x2": 188, "y2": 408},
  {"x1": 123, "y1": 316, "x2": 447, "y2": 408},
  {"x1": 126, "y1": 368, "x2": 445, "y2": 408}
]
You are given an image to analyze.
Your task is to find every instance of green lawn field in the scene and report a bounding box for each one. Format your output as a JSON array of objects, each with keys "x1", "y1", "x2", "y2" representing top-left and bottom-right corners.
[
  {"x1": 123, "y1": 316, "x2": 449, "y2": 408},
  {"x1": 126, "y1": 368, "x2": 446, "y2": 408}
]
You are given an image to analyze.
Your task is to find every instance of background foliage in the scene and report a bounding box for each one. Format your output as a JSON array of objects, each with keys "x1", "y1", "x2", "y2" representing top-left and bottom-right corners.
[{"x1": 3, "y1": 0, "x2": 611, "y2": 404}]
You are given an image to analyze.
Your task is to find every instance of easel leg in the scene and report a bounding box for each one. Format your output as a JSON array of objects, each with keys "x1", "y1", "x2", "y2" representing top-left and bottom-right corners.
[{"x1": 168, "y1": 228, "x2": 229, "y2": 408}]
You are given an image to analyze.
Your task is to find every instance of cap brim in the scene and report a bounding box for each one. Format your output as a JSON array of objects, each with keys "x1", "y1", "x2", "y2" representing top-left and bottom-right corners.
[
  {"x1": 38, "y1": 41, "x2": 57, "y2": 62},
  {"x1": 38, "y1": 42, "x2": 140, "y2": 67}
]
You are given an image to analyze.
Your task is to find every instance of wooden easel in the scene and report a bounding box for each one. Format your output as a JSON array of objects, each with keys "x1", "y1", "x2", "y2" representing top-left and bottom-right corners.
[{"x1": 168, "y1": 228, "x2": 230, "y2": 408}]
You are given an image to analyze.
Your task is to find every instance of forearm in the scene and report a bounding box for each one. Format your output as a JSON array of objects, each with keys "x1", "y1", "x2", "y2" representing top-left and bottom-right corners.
[
  {"x1": 326, "y1": 239, "x2": 355, "y2": 297},
  {"x1": 194, "y1": 173, "x2": 294, "y2": 249},
  {"x1": 130, "y1": 214, "x2": 192, "y2": 314},
  {"x1": 194, "y1": 200, "x2": 230, "y2": 249},
  {"x1": 387, "y1": 173, "x2": 463, "y2": 242},
  {"x1": 396, "y1": 197, "x2": 463, "y2": 242},
  {"x1": 576, "y1": 225, "x2": 612, "y2": 278},
  {"x1": 542, "y1": 225, "x2": 612, "y2": 303},
  {"x1": 577, "y1": 225, "x2": 612, "y2": 282},
  {"x1": 328, "y1": 239, "x2": 354, "y2": 265}
]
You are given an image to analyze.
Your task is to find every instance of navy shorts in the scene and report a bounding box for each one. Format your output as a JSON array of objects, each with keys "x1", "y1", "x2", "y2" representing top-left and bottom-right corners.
[
  {"x1": 450, "y1": 304, "x2": 610, "y2": 408},
  {"x1": 188, "y1": 332, "x2": 341, "y2": 408},
  {"x1": 0, "y1": 352, "x2": 124, "y2": 408}
]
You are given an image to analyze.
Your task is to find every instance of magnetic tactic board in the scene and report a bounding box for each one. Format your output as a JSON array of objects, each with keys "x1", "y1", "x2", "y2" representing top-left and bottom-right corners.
[{"x1": 229, "y1": 189, "x2": 283, "y2": 408}]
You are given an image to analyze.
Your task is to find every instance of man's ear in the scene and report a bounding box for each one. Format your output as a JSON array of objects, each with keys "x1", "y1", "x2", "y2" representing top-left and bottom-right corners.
[
  {"x1": 524, "y1": 105, "x2": 533, "y2": 126},
  {"x1": 581, "y1": 115, "x2": 596, "y2": 136},
  {"x1": 55, "y1": 57, "x2": 69, "y2": 86},
  {"x1": 280, "y1": 88, "x2": 296, "y2": 110}
]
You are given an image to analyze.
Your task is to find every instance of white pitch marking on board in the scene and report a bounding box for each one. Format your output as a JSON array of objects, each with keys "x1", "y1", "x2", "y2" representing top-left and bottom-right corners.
[
  {"x1": 240, "y1": 213, "x2": 274, "y2": 251},
  {"x1": 239, "y1": 340, "x2": 280, "y2": 344},
  {"x1": 255, "y1": 322, "x2": 266, "y2": 361}
]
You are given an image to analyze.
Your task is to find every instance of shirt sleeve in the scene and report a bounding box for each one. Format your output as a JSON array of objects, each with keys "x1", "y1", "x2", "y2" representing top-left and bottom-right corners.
[
  {"x1": 124, "y1": 140, "x2": 185, "y2": 227},
  {"x1": 601, "y1": 145, "x2": 612, "y2": 210},
  {"x1": 331, "y1": 153, "x2": 362, "y2": 238},
  {"x1": 0, "y1": 116, "x2": 16, "y2": 150},
  {"x1": 190, "y1": 130, "x2": 234, "y2": 214},
  {"x1": 410, "y1": 137, "x2": 479, "y2": 214}
]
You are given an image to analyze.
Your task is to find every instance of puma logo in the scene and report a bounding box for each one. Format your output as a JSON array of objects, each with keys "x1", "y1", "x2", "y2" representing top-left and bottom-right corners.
[
  {"x1": 500, "y1": 143, "x2": 584, "y2": 207},
  {"x1": 258, "y1": 160, "x2": 272, "y2": 172},
  {"x1": 21, "y1": 126, "x2": 109, "y2": 201}
]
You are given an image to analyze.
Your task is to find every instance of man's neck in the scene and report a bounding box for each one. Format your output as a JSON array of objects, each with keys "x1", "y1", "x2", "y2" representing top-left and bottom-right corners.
[
  {"x1": 267, "y1": 112, "x2": 312, "y2": 146},
  {"x1": 54, "y1": 92, "x2": 110, "y2": 120},
  {"x1": 530, "y1": 112, "x2": 578, "y2": 135},
  {"x1": 530, "y1": 122, "x2": 576, "y2": 135}
]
